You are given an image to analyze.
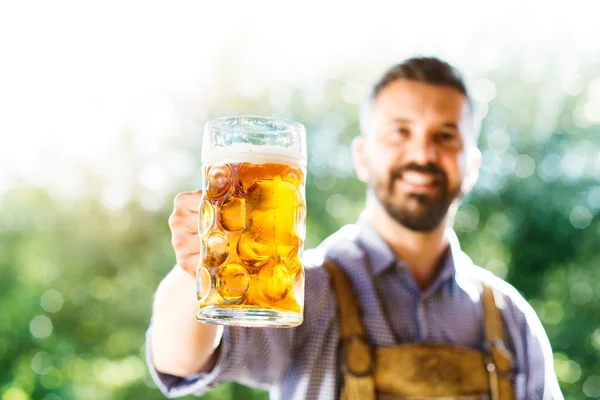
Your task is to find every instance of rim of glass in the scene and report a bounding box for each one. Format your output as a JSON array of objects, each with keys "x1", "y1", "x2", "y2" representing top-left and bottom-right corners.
[{"x1": 205, "y1": 115, "x2": 305, "y2": 134}]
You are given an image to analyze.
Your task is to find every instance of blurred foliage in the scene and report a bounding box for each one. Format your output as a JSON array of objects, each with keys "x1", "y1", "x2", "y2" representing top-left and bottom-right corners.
[{"x1": 1, "y1": 60, "x2": 599, "y2": 400}]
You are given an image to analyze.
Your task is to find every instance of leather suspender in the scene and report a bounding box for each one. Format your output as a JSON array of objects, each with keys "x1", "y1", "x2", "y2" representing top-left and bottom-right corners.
[
  {"x1": 323, "y1": 260, "x2": 376, "y2": 400},
  {"x1": 324, "y1": 259, "x2": 515, "y2": 400},
  {"x1": 481, "y1": 284, "x2": 516, "y2": 400}
]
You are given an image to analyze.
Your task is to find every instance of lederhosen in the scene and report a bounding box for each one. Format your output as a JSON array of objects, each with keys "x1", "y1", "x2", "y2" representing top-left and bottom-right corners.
[{"x1": 323, "y1": 260, "x2": 515, "y2": 400}]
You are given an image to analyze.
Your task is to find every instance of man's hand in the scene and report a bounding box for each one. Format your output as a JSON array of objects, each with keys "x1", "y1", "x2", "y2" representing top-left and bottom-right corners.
[
  {"x1": 168, "y1": 190, "x2": 203, "y2": 276},
  {"x1": 151, "y1": 189, "x2": 222, "y2": 378}
]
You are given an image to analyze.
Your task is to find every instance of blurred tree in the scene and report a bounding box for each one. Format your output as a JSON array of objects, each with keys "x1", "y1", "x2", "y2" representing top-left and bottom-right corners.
[{"x1": 0, "y1": 60, "x2": 598, "y2": 400}]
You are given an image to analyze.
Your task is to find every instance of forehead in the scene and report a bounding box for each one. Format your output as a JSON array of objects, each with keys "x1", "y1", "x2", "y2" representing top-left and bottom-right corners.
[{"x1": 372, "y1": 79, "x2": 470, "y2": 123}]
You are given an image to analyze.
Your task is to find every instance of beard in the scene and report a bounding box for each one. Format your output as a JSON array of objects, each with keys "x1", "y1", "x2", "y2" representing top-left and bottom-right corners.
[{"x1": 370, "y1": 162, "x2": 461, "y2": 232}]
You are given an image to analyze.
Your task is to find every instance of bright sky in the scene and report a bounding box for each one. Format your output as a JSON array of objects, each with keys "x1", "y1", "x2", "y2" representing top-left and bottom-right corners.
[{"x1": 0, "y1": 0, "x2": 598, "y2": 203}]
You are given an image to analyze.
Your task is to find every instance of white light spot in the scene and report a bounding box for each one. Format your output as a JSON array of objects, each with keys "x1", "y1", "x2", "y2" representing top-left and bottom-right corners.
[
  {"x1": 487, "y1": 130, "x2": 511, "y2": 153},
  {"x1": 139, "y1": 163, "x2": 168, "y2": 191},
  {"x1": 487, "y1": 212, "x2": 512, "y2": 237},
  {"x1": 561, "y1": 73, "x2": 585, "y2": 96},
  {"x1": 539, "y1": 153, "x2": 562, "y2": 182},
  {"x1": 31, "y1": 351, "x2": 52, "y2": 375},
  {"x1": 89, "y1": 278, "x2": 116, "y2": 301},
  {"x1": 592, "y1": 328, "x2": 600, "y2": 351},
  {"x1": 472, "y1": 79, "x2": 496, "y2": 103},
  {"x1": 570, "y1": 282, "x2": 593, "y2": 305},
  {"x1": 41, "y1": 290, "x2": 64, "y2": 313},
  {"x1": 69, "y1": 283, "x2": 89, "y2": 306},
  {"x1": 588, "y1": 186, "x2": 600, "y2": 210},
  {"x1": 572, "y1": 105, "x2": 591, "y2": 128},
  {"x1": 2, "y1": 387, "x2": 29, "y2": 400},
  {"x1": 569, "y1": 205, "x2": 593, "y2": 229},
  {"x1": 583, "y1": 101, "x2": 600, "y2": 123},
  {"x1": 514, "y1": 154, "x2": 535, "y2": 178},
  {"x1": 165, "y1": 151, "x2": 196, "y2": 181},
  {"x1": 555, "y1": 358, "x2": 581, "y2": 384},
  {"x1": 94, "y1": 356, "x2": 146, "y2": 388},
  {"x1": 583, "y1": 375, "x2": 600, "y2": 398},
  {"x1": 321, "y1": 112, "x2": 347, "y2": 135},
  {"x1": 341, "y1": 81, "x2": 366, "y2": 105},
  {"x1": 455, "y1": 205, "x2": 480, "y2": 232},
  {"x1": 562, "y1": 151, "x2": 586, "y2": 179},
  {"x1": 325, "y1": 194, "x2": 350, "y2": 218},
  {"x1": 315, "y1": 175, "x2": 337, "y2": 192},
  {"x1": 542, "y1": 301, "x2": 563, "y2": 325},
  {"x1": 101, "y1": 184, "x2": 131, "y2": 210},
  {"x1": 139, "y1": 191, "x2": 166, "y2": 212},
  {"x1": 30, "y1": 315, "x2": 53, "y2": 339}
]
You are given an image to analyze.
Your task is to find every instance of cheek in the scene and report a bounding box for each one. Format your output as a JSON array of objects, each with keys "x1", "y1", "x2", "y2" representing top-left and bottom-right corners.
[
  {"x1": 444, "y1": 154, "x2": 466, "y2": 185},
  {"x1": 367, "y1": 140, "x2": 399, "y2": 171},
  {"x1": 366, "y1": 149, "x2": 395, "y2": 180}
]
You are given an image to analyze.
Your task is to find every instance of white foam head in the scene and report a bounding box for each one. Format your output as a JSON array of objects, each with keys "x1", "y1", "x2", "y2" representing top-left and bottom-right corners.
[{"x1": 203, "y1": 144, "x2": 305, "y2": 167}]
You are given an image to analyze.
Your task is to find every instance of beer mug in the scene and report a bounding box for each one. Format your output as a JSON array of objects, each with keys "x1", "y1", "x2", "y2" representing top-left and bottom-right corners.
[{"x1": 196, "y1": 116, "x2": 307, "y2": 327}]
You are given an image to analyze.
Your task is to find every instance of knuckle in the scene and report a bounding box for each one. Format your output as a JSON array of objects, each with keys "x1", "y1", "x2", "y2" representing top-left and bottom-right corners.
[
  {"x1": 168, "y1": 215, "x2": 183, "y2": 232},
  {"x1": 173, "y1": 192, "x2": 190, "y2": 207},
  {"x1": 177, "y1": 258, "x2": 198, "y2": 276},
  {"x1": 171, "y1": 235, "x2": 186, "y2": 249}
]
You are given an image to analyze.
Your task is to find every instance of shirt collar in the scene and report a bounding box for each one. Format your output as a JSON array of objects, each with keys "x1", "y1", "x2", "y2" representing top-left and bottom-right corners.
[
  {"x1": 356, "y1": 212, "x2": 458, "y2": 284},
  {"x1": 356, "y1": 216, "x2": 397, "y2": 276}
]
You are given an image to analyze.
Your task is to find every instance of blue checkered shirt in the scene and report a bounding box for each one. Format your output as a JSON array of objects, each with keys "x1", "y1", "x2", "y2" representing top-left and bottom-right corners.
[{"x1": 146, "y1": 218, "x2": 563, "y2": 399}]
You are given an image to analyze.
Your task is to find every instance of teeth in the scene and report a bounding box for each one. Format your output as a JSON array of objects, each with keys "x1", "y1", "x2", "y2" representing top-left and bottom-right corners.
[{"x1": 402, "y1": 172, "x2": 435, "y2": 185}]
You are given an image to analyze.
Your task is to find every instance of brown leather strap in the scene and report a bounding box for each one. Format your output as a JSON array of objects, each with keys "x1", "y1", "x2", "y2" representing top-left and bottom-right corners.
[
  {"x1": 323, "y1": 260, "x2": 376, "y2": 400},
  {"x1": 481, "y1": 284, "x2": 515, "y2": 400}
]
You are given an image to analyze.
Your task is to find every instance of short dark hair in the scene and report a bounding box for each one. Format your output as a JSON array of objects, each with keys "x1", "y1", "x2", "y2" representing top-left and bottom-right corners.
[
  {"x1": 371, "y1": 57, "x2": 470, "y2": 104},
  {"x1": 360, "y1": 57, "x2": 478, "y2": 139}
]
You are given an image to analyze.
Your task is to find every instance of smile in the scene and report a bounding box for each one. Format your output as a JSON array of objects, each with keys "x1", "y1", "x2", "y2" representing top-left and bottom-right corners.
[{"x1": 400, "y1": 171, "x2": 440, "y2": 186}]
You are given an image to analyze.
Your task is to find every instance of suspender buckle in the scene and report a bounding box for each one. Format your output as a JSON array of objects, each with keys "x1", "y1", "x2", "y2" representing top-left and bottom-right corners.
[
  {"x1": 484, "y1": 354, "x2": 513, "y2": 379},
  {"x1": 339, "y1": 334, "x2": 375, "y2": 377}
]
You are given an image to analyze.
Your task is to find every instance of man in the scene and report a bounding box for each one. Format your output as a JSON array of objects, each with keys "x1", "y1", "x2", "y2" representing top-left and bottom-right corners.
[{"x1": 146, "y1": 57, "x2": 563, "y2": 399}]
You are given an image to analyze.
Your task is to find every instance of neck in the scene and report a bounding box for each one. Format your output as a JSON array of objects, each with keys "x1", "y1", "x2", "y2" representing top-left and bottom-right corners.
[{"x1": 366, "y1": 197, "x2": 450, "y2": 291}]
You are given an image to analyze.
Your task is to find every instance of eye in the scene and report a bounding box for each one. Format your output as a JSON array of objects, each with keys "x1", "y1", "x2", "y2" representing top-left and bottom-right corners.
[
  {"x1": 435, "y1": 132, "x2": 459, "y2": 144},
  {"x1": 394, "y1": 127, "x2": 410, "y2": 136}
]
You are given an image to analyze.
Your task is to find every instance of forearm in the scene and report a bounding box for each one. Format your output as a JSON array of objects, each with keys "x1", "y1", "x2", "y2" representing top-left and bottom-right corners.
[{"x1": 150, "y1": 265, "x2": 223, "y2": 377}]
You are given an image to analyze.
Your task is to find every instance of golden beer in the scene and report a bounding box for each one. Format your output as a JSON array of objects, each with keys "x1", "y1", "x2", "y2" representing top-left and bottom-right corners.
[{"x1": 196, "y1": 116, "x2": 307, "y2": 327}]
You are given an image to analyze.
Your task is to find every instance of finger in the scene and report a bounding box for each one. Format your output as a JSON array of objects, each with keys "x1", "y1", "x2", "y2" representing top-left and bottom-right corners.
[
  {"x1": 177, "y1": 253, "x2": 200, "y2": 277},
  {"x1": 173, "y1": 190, "x2": 203, "y2": 213},
  {"x1": 171, "y1": 233, "x2": 201, "y2": 255},
  {"x1": 169, "y1": 213, "x2": 200, "y2": 235}
]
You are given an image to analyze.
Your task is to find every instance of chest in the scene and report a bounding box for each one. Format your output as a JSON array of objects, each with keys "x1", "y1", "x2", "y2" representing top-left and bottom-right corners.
[{"x1": 352, "y1": 269, "x2": 485, "y2": 350}]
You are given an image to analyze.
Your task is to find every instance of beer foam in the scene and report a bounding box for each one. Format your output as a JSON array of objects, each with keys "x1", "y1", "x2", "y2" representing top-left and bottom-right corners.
[{"x1": 203, "y1": 144, "x2": 305, "y2": 167}]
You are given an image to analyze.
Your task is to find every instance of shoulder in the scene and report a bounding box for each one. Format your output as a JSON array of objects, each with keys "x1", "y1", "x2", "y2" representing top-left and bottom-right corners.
[
  {"x1": 457, "y1": 259, "x2": 543, "y2": 337},
  {"x1": 303, "y1": 223, "x2": 366, "y2": 288},
  {"x1": 300, "y1": 224, "x2": 366, "y2": 322}
]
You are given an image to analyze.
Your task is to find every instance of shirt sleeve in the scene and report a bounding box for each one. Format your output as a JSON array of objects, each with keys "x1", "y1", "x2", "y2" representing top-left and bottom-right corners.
[
  {"x1": 518, "y1": 303, "x2": 564, "y2": 400},
  {"x1": 145, "y1": 322, "x2": 295, "y2": 398}
]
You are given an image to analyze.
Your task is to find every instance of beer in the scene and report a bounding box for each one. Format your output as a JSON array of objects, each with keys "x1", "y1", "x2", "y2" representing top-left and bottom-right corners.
[{"x1": 197, "y1": 147, "x2": 306, "y2": 326}]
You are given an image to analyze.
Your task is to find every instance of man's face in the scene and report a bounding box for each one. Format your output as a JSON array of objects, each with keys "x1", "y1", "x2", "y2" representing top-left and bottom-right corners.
[{"x1": 353, "y1": 79, "x2": 479, "y2": 232}]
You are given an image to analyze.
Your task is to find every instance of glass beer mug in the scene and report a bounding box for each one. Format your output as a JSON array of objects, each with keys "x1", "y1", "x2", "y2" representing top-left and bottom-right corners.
[{"x1": 196, "y1": 116, "x2": 307, "y2": 327}]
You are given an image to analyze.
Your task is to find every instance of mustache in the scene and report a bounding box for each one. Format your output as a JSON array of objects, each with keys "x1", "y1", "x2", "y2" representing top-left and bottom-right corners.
[{"x1": 390, "y1": 163, "x2": 447, "y2": 182}]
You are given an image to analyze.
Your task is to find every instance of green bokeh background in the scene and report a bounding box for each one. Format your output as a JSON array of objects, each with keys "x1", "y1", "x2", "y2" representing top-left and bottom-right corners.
[{"x1": 1, "y1": 49, "x2": 600, "y2": 400}]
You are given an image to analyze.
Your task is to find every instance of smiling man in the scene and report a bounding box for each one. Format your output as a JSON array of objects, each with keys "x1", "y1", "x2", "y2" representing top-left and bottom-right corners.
[{"x1": 147, "y1": 57, "x2": 563, "y2": 400}]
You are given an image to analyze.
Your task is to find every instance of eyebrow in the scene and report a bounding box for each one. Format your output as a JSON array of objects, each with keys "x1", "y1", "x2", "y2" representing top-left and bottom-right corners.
[
  {"x1": 441, "y1": 122, "x2": 459, "y2": 130},
  {"x1": 391, "y1": 118, "x2": 459, "y2": 130}
]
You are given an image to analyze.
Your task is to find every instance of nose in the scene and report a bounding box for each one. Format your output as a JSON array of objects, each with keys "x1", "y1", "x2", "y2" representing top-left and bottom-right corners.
[{"x1": 405, "y1": 133, "x2": 438, "y2": 165}]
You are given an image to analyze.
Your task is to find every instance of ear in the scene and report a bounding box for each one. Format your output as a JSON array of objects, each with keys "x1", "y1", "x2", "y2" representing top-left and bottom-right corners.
[
  {"x1": 462, "y1": 146, "x2": 481, "y2": 194},
  {"x1": 352, "y1": 136, "x2": 369, "y2": 183}
]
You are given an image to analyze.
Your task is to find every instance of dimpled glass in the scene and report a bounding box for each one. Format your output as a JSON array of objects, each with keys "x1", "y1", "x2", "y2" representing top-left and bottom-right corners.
[{"x1": 196, "y1": 116, "x2": 307, "y2": 327}]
